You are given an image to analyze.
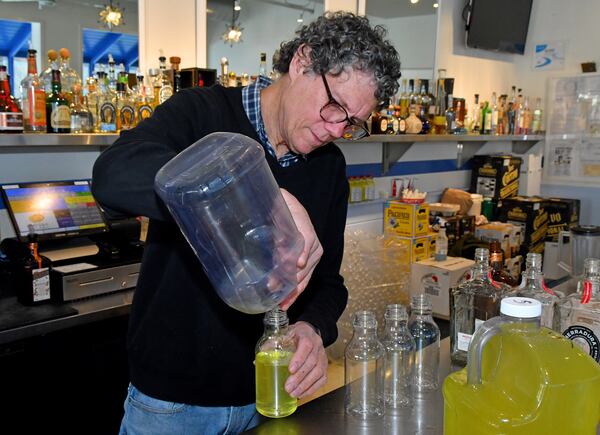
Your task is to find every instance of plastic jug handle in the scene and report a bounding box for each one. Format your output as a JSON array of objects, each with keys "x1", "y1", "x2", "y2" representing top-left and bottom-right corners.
[
  {"x1": 466, "y1": 316, "x2": 505, "y2": 385},
  {"x1": 557, "y1": 231, "x2": 572, "y2": 275}
]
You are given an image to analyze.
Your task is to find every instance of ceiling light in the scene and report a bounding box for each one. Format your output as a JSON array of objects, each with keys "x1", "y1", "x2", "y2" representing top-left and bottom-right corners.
[
  {"x1": 410, "y1": 0, "x2": 419, "y2": 4},
  {"x1": 297, "y1": 11, "x2": 304, "y2": 23},
  {"x1": 234, "y1": 0, "x2": 241, "y2": 11},
  {"x1": 433, "y1": 2, "x2": 439, "y2": 7},
  {"x1": 99, "y1": 1, "x2": 124, "y2": 29}
]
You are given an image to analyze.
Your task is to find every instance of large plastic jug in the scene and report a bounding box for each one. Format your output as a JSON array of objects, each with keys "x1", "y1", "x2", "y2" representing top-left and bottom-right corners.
[
  {"x1": 443, "y1": 297, "x2": 600, "y2": 434},
  {"x1": 154, "y1": 132, "x2": 304, "y2": 314}
]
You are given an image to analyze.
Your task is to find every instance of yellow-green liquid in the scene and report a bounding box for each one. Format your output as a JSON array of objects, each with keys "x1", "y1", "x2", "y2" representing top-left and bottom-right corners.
[
  {"x1": 444, "y1": 327, "x2": 600, "y2": 434},
  {"x1": 255, "y1": 350, "x2": 297, "y2": 418}
]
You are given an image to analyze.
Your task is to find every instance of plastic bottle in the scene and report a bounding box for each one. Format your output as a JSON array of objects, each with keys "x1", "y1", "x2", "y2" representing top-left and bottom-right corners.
[
  {"x1": 344, "y1": 311, "x2": 385, "y2": 419},
  {"x1": 435, "y1": 227, "x2": 448, "y2": 261},
  {"x1": 444, "y1": 297, "x2": 600, "y2": 434},
  {"x1": 408, "y1": 294, "x2": 440, "y2": 391},
  {"x1": 255, "y1": 308, "x2": 297, "y2": 418},
  {"x1": 381, "y1": 304, "x2": 415, "y2": 409}
]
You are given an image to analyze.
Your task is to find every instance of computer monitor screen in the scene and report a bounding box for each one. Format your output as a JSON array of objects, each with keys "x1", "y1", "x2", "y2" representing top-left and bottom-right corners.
[{"x1": 0, "y1": 180, "x2": 108, "y2": 242}]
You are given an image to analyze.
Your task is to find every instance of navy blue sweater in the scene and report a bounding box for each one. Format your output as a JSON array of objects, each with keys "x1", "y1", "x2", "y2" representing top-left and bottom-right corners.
[{"x1": 92, "y1": 85, "x2": 349, "y2": 406}]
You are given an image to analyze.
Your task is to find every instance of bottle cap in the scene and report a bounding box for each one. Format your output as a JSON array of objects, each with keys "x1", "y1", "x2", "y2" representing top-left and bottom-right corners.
[
  {"x1": 59, "y1": 47, "x2": 70, "y2": 59},
  {"x1": 47, "y1": 49, "x2": 58, "y2": 61},
  {"x1": 169, "y1": 56, "x2": 181, "y2": 65},
  {"x1": 500, "y1": 297, "x2": 542, "y2": 318}
]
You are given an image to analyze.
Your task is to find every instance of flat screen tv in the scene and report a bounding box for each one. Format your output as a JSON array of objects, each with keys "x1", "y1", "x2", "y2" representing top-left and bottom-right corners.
[
  {"x1": 0, "y1": 180, "x2": 108, "y2": 242},
  {"x1": 465, "y1": 0, "x2": 533, "y2": 55}
]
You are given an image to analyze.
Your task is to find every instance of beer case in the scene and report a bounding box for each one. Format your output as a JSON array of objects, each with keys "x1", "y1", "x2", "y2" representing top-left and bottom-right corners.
[
  {"x1": 470, "y1": 155, "x2": 522, "y2": 200},
  {"x1": 543, "y1": 197, "x2": 581, "y2": 242},
  {"x1": 496, "y1": 196, "x2": 548, "y2": 256}
]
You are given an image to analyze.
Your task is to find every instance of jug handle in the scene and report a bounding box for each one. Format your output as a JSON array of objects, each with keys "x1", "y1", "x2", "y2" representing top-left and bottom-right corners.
[
  {"x1": 466, "y1": 316, "x2": 505, "y2": 385},
  {"x1": 557, "y1": 231, "x2": 572, "y2": 275}
]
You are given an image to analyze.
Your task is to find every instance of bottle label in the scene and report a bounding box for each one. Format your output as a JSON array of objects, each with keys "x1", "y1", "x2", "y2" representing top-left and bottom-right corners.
[
  {"x1": 51, "y1": 105, "x2": 71, "y2": 129},
  {"x1": 563, "y1": 325, "x2": 599, "y2": 362},
  {"x1": 380, "y1": 118, "x2": 388, "y2": 132},
  {"x1": 457, "y1": 332, "x2": 473, "y2": 351},
  {"x1": 399, "y1": 119, "x2": 407, "y2": 133},
  {"x1": 100, "y1": 102, "x2": 117, "y2": 131},
  {"x1": 32, "y1": 89, "x2": 47, "y2": 127},
  {"x1": 158, "y1": 86, "x2": 173, "y2": 104},
  {"x1": 32, "y1": 267, "x2": 51, "y2": 302},
  {"x1": 0, "y1": 112, "x2": 24, "y2": 131},
  {"x1": 119, "y1": 105, "x2": 135, "y2": 129},
  {"x1": 137, "y1": 104, "x2": 153, "y2": 121}
]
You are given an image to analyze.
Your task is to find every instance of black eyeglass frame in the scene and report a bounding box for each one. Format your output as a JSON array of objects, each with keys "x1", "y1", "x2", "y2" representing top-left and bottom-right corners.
[{"x1": 319, "y1": 74, "x2": 370, "y2": 140}]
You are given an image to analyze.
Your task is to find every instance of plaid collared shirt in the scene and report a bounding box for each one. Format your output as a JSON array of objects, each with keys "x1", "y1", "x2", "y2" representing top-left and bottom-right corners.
[{"x1": 241, "y1": 76, "x2": 301, "y2": 167}]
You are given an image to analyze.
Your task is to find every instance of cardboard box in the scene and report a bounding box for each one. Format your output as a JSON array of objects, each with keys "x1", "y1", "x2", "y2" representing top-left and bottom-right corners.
[
  {"x1": 470, "y1": 155, "x2": 522, "y2": 200},
  {"x1": 543, "y1": 197, "x2": 581, "y2": 242},
  {"x1": 384, "y1": 201, "x2": 429, "y2": 237},
  {"x1": 410, "y1": 257, "x2": 475, "y2": 318},
  {"x1": 389, "y1": 235, "x2": 430, "y2": 263},
  {"x1": 475, "y1": 222, "x2": 516, "y2": 259},
  {"x1": 497, "y1": 196, "x2": 548, "y2": 256}
]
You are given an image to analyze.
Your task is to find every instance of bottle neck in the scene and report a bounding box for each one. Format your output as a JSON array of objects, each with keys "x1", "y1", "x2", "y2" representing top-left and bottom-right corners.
[
  {"x1": 472, "y1": 260, "x2": 491, "y2": 280},
  {"x1": 29, "y1": 242, "x2": 42, "y2": 268},
  {"x1": 264, "y1": 323, "x2": 289, "y2": 336},
  {"x1": 27, "y1": 56, "x2": 38, "y2": 75}
]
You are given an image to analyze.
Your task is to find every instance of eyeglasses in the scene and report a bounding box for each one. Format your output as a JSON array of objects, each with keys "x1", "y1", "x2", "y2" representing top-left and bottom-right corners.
[{"x1": 319, "y1": 74, "x2": 370, "y2": 141}]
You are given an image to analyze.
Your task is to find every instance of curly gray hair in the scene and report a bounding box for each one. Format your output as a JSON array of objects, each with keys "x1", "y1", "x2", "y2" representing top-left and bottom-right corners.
[{"x1": 274, "y1": 12, "x2": 401, "y2": 105}]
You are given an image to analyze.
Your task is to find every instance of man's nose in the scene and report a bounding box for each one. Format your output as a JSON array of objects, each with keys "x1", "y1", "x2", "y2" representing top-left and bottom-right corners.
[{"x1": 323, "y1": 121, "x2": 346, "y2": 138}]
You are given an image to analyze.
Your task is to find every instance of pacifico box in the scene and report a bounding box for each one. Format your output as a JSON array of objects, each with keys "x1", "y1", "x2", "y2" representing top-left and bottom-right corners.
[
  {"x1": 384, "y1": 200, "x2": 429, "y2": 237},
  {"x1": 470, "y1": 155, "x2": 522, "y2": 200},
  {"x1": 543, "y1": 197, "x2": 581, "y2": 242},
  {"x1": 497, "y1": 196, "x2": 548, "y2": 256},
  {"x1": 387, "y1": 235, "x2": 430, "y2": 263},
  {"x1": 410, "y1": 257, "x2": 475, "y2": 318}
]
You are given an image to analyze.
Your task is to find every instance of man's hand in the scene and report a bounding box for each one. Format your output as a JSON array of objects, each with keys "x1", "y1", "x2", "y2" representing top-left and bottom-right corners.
[
  {"x1": 279, "y1": 189, "x2": 323, "y2": 310},
  {"x1": 285, "y1": 321, "x2": 328, "y2": 399}
]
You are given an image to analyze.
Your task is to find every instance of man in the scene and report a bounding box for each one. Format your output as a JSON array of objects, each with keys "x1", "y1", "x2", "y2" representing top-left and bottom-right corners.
[{"x1": 92, "y1": 11, "x2": 400, "y2": 434}]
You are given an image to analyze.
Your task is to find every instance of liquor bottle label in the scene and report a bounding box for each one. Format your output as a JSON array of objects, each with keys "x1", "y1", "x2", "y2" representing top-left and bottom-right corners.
[
  {"x1": 32, "y1": 267, "x2": 50, "y2": 302},
  {"x1": 380, "y1": 118, "x2": 388, "y2": 132},
  {"x1": 119, "y1": 105, "x2": 135, "y2": 129},
  {"x1": 457, "y1": 332, "x2": 473, "y2": 351},
  {"x1": 32, "y1": 89, "x2": 47, "y2": 127},
  {"x1": 51, "y1": 105, "x2": 71, "y2": 129},
  {"x1": 137, "y1": 104, "x2": 153, "y2": 121},
  {"x1": 563, "y1": 325, "x2": 599, "y2": 362},
  {"x1": 0, "y1": 112, "x2": 24, "y2": 131},
  {"x1": 158, "y1": 86, "x2": 173, "y2": 104},
  {"x1": 100, "y1": 102, "x2": 117, "y2": 132}
]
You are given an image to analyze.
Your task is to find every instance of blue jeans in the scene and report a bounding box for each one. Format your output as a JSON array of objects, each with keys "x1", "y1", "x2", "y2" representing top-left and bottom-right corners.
[{"x1": 119, "y1": 384, "x2": 262, "y2": 435}]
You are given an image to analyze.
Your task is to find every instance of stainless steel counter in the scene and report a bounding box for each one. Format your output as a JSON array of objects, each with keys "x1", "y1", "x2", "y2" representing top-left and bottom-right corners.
[
  {"x1": 0, "y1": 290, "x2": 134, "y2": 345},
  {"x1": 247, "y1": 338, "x2": 453, "y2": 435}
]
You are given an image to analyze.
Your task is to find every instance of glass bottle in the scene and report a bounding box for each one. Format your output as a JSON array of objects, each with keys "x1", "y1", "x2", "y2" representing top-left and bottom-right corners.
[
  {"x1": 408, "y1": 294, "x2": 440, "y2": 391},
  {"x1": 40, "y1": 49, "x2": 59, "y2": 94},
  {"x1": 445, "y1": 94, "x2": 456, "y2": 134},
  {"x1": 169, "y1": 56, "x2": 181, "y2": 93},
  {"x1": 45, "y1": 69, "x2": 70, "y2": 133},
  {"x1": 115, "y1": 73, "x2": 135, "y2": 132},
  {"x1": 531, "y1": 97, "x2": 543, "y2": 134},
  {"x1": 85, "y1": 76, "x2": 99, "y2": 132},
  {"x1": 20, "y1": 49, "x2": 47, "y2": 133},
  {"x1": 58, "y1": 47, "x2": 81, "y2": 105},
  {"x1": 405, "y1": 104, "x2": 423, "y2": 134},
  {"x1": 419, "y1": 80, "x2": 431, "y2": 134},
  {"x1": 97, "y1": 71, "x2": 116, "y2": 133},
  {"x1": 258, "y1": 52, "x2": 268, "y2": 77},
  {"x1": 153, "y1": 55, "x2": 173, "y2": 105},
  {"x1": 436, "y1": 227, "x2": 448, "y2": 261},
  {"x1": 255, "y1": 308, "x2": 297, "y2": 418},
  {"x1": 490, "y1": 92, "x2": 499, "y2": 135},
  {"x1": 450, "y1": 248, "x2": 510, "y2": 365},
  {"x1": 134, "y1": 75, "x2": 153, "y2": 122},
  {"x1": 489, "y1": 240, "x2": 518, "y2": 287},
  {"x1": 399, "y1": 79, "x2": 409, "y2": 119},
  {"x1": 344, "y1": 310, "x2": 385, "y2": 419},
  {"x1": 519, "y1": 96, "x2": 532, "y2": 134},
  {"x1": 516, "y1": 253, "x2": 561, "y2": 331},
  {"x1": 17, "y1": 233, "x2": 51, "y2": 306},
  {"x1": 559, "y1": 258, "x2": 600, "y2": 363},
  {"x1": 107, "y1": 54, "x2": 117, "y2": 93},
  {"x1": 507, "y1": 101, "x2": 516, "y2": 135},
  {"x1": 381, "y1": 304, "x2": 415, "y2": 409},
  {"x1": 69, "y1": 84, "x2": 91, "y2": 133},
  {"x1": 481, "y1": 100, "x2": 491, "y2": 134},
  {"x1": 0, "y1": 65, "x2": 24, "y2": 133}
]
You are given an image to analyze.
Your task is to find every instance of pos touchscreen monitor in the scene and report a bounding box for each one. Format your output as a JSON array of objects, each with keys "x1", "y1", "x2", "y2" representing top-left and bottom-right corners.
[{"x1": 0, "y1": 180, "x2": 108, "y2": 242}]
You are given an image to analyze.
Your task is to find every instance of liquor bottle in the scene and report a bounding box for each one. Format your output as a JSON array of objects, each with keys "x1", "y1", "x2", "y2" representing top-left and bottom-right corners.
[
  {"x1": 153, "y1": 55, "x2": 173, "y2": 105},
  {"x1": 258, "y1": 52, "x2": 268, "y2": 77},
  {"x1": 399, "y1": 79, "x2": 409, "y2": 119},
  {"x1": 134, "y1": 75, "x2": 153, "y2": 122},
  {"x1": 445, "y1": 94, "x2": 456, "y2": 134},
  {"x1": 450, "y1": 248, "x2": 511, "y2": 364},
  {"x1": 98, "y1": 71, "x2": 116, "y2": 133},
  {"x1": 513, "y1": 90, "x2": 523, "y2": 134},
  {"x1": 419, "y1": 80, "x2": 431, "y2": 134},
  {"x1": 20, "y1": 49, "x2": 47, "y2": 133},
  {"x1": 0, "y1": 65, "x2": 24, "y2": 133},
  {"x1": 490, "y1": 92, "x2": 499, "y2": 135},
  {"x1": 406, "y1": 104, "x2": 423, "y2": 134},
  {"x1": 481, "y1": 101, "x2": 491, "y2": 134},
  {"x1": 69, "y1": 84, "x2": 91, "y2": 133},
  {"x1": 107, "y1": 54, "x2": 117, "y2": 93},
  {"x1": 497, "y1": 94, "x2": 507, "y2": 135},
  {"x1": 408, "y1": 79, "x2": 416, "y2": 108},
  {"x1": 85, "y1": 76, "x2": 99, "y2": 132},
  {"x1": 531, "y1": 97, "x2": 543, "y2": 134},
  {"x1": 516, "y1": 253, "x2": 561, "y2": 331},
  {"x1": 470, "y1": 94, "x2": 481, "y2": 134},
  {"x1": 58, "y1": 48, "x2": 81, "y2": 105},
  {"x1": 381, "y1": 304, "x2": 415, "y2": 409},
  {"x1": 408, "y1": 294, "x2": 440, "y2": 391},
  {"x1": 255, "y1": 308, "x2": 297, "y2": 418},
  {"x1": 40, "y1": 49, "x2": 59, "y2": 94},
  {"x1": 17, "y1": 234, "x2": 51, "y2": 306},
  {"x1": 114, "y1": 74, "x2": 135, "y2": 132},
  {"x1": 489, "y1": 240, "x2": 518, "y2": 287},
  {"x1": 345, "y1": 310, "x2": 385, "y2": 418},
  {"x1": 507, "y1": 101, "x2": 516, "y2": 135},
  {"x1": 220, "y1": 57, "x2": 229, "y2": 87},
  {"x1": 169, "y1": 56, "x2": 181, "y2": 93},
  {"x1": 45, "y1": 69, "x2": 70, "y2": 133},
  {"x1": 519, "y1": 96, "x2": 532, "y2": 134},
  {"x1": 559, "y1": 258, "x2": 600, "y2": 363}
]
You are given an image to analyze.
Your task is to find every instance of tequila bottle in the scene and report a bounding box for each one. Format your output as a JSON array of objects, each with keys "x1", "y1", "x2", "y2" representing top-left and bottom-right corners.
[
  {"x1": 134, "y1": 75, "x2": 153, "y2": 122},
  {"x1": 114, "y1": 74, "x2": 135, "y2": 132},
  {"x1": 531, "y1": 97, "x2": 543, "y2": 134},
  {"x1": 516, "y1": 253, "x2": 561, "y2": 331},
  {"x1": 258, "y1": 52, "x2": 268, "y2": 77},
  {"x1": 58, "y1": 48, "x2": 81, "y2": 105},
  {"x1": 445, "y1": 94, "x2": 456, "y2": 134},
  {"x1": 40, "y1": 49, "x2": 59, "y2": 94},
  {"x1": 69, "y1": 84, "x2": 91, "y2": 133},
  {"x1": 98, "y1": 71, "x2": 116, "y2": 132},
  {"x1": 559, "y1": 258, "x2": 600, "y2": 363},
  {"x1": 450, "y1": 248, "x2": 511, "y2": 364},
  {"x1": 153, "y1": 55, "x2": 173, "y2": 105},
  {"x1": 20, "y1": 49, "x2": 47, "y2": 132},
  {"x1": 85, "y1": 76, "x2": 99, "y2": 132}
]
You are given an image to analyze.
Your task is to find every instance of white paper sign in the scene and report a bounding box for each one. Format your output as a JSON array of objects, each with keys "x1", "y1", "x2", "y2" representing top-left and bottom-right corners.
[{"x1": 534, "y1": 41, "x2": 565, "y2": 71}]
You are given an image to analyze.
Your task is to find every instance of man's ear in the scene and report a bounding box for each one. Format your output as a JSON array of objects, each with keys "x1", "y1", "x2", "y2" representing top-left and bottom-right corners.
[{"x1": 289, "y1": 44, "x2": 312, "y2": 80}]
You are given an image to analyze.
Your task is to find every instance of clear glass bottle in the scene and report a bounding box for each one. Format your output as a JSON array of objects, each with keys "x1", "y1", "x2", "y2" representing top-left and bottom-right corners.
[
  {"x1": 450, "y1": 248, "x2": 510, "y2": 365},
  {"x1": 405, "y1": 104, "x2": 423, "y2": 134},
  {"x1": 40, "y1": 49, "x2": 59, "y2": 94},
  {"x1": 344, "y1": 310, "x2": 385, "y2": 419},
  {"x1": 531, "y1": 97, "x2": 543, "y2": 134},
  {"x1": 58, "y1": 47, "x2": 81, "y2": 105},
  {"x1": 515, "y1": 253, "x2": 561, "y2": 331},
  {"x1": 85, "y1": 76, "x2": 99, "y2": 132},
  {"x1": 490, "y1": 92, "x2": 499, "y2": 135},
  {"x1": 470, "y1": 94, "x2": 481, "y2": 133},
  {"x1": 559, "y1": 257, "x2": 600, "y2": 363},
  {"x1": 20, "y1": 49, "x2": 47, "y2": 133},
  {"x1": 153, "y1": 55, "x2": 173, "y2": 105},
  {"x1": 258, "y1": 52, "x2": 268, "y2": 77},
  {"x1": 408, "y1": 294, "x2": 440, "y2": 391},
  {"x1": 114, "y1": 72, "x2": 135, "y2": 132},
  {"x1": 69, "y1": 84, "x2": 91, "y2": 133},
  {"x1": 255, "y1": 308, "x2": 297, "y2": 418},
  {"x1": 445, "y1": 94, "x2": 456, "y2": 134},
  {"x1": 134, "y1": 74, "x2": 153, "y2": 122},
  {"x1": 381, "y1": 304, "x2": 415, "y2": 409},
  {"x1": 436, "y1": 227, "x2": 448, "y2": 261}
]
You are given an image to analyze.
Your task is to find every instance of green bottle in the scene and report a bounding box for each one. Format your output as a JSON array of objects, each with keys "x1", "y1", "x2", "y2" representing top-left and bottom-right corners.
[{"x1": 46, "y1": 69, "x2": 71, "y2": 133}]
